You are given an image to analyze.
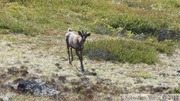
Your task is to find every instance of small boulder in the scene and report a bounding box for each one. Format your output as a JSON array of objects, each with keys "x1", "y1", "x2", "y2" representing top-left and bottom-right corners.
[{"x1": 17, "y1": 79, "x2": 60, "y2": 96}]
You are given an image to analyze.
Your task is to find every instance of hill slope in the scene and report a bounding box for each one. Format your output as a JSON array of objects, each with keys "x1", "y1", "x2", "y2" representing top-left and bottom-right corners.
[
  {"x1": 0, "y1": 0, "x2": 179, "y2": 37},
  {"x1": 0, "y1": 34, "x2": 180, "y2": 100},
  {"x1": 0, "y1": 0, "x2": 180, "y2": 100}
]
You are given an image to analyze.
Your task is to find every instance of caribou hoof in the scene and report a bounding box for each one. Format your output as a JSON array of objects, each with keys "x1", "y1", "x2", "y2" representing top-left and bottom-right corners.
[
  {"x1": 82, "y1": 70, "x2": 97, "y2": 76},
  {"x1": 69, "y1": 61, "x2": 72, "y2": 65}
]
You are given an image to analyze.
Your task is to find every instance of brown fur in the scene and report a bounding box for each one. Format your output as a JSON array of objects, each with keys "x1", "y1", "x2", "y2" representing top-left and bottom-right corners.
[{"x1": 65, "y1": 28, "x2": 91, "y2": 72}]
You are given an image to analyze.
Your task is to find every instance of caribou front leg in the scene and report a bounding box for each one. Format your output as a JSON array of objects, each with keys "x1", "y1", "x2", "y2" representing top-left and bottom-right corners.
[
  {"x1": 76, "y1": 49, "x2": 84, "y2": 72},
  {"x1": 80, "y1": 50, "x2": 84, "y2": 72}
]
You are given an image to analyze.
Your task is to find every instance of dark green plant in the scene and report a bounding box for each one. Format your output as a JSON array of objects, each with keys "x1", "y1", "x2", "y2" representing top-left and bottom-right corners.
[
  {"x1": 84, "y1": 39, "x2": 158, "y2": 64},
  {"x1": 145, "y1": 40, "x2": 175, "y2": 55},
  {"x1": 108, "y1": 14, "x2": 166, "y2": 35}
]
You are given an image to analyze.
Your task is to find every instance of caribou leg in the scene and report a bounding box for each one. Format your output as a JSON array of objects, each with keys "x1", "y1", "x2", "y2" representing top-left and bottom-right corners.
[
  {"x1": 66, "y1": 38, "x2": 72, "y2": 65},
  {"x1": 70, "y1": 47, "x2": 73, "y2": 62},
  {"x1": 76, "y1": 49, "x2": 84, "y2": 72},
  {"x1": 80, "y1": 50, "x2": 84, "y2": 72}
]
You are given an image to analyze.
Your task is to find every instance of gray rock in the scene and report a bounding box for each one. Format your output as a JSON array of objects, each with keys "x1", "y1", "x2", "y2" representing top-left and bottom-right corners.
[{"x1": 17, "y1": 79, "x2": 60, "y2": 96}]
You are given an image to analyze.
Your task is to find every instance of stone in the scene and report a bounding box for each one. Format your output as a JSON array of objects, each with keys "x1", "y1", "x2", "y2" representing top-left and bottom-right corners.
[{"x1": 17, "y1": 79, "x2": 60, "y2": 96}]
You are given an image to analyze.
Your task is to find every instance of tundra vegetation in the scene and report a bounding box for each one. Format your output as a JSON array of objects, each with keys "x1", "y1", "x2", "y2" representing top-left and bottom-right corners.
[
  {"x1": 0, "y1": 0, "x2": 180, "y2": 100},
  {"x1": 0, "y1": 0, "x2": 178, "y2": 63}
]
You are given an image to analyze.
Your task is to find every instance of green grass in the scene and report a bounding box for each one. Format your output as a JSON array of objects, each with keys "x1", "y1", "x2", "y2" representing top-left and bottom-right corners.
[
  {"x1": 127, "y1": 71, "x2": 156, "y2": 79},
  {"x1": 134, "y1": 72, "x2": 156, "y2": 79},
  {"x1": 0, "y1": 0, "x2": 113, "y2": 35},
  {"x1": 145, "y1": 41, "x2": 175, "y2": 55},
  {"x1": 0, "y1": 0, "x2": 179, "y2": 38}
]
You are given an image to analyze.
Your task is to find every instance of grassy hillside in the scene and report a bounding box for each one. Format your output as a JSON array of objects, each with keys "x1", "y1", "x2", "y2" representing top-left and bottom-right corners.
[
  {"x1": 0, "y1": 0, "x2": 179, "y2": 36},
  {"x1": 0, "y1": 1, "x2": 180, "y2": 100},
  {"x1": 0, "y1": 0, "x2": 179, "y2": 63}
]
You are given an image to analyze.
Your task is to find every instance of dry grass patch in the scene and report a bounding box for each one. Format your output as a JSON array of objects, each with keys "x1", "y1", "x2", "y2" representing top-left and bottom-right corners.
[{"x1": 127, "y1": 71, "x2": 156, "y2": 79}]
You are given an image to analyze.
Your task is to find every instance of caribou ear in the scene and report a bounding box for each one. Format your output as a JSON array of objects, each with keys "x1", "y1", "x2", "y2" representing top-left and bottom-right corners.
[
  {"x1": 82, "y1": 30, "x2": 84, "y2": 34},
  {"x1": 78, "y1": 31, "x2": 82, "y2": 36},
  {"x1": 87, "y1": 33, "x2": 91, "y2": 36}
]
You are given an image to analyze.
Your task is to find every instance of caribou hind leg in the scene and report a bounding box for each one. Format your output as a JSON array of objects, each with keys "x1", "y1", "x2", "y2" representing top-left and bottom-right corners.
[
  {"x1": 66, "y1": 37, "x2": 72, "y2": 65},
  {"x1": 70, "y1": 47, "x2": 73, "y2": 62}
]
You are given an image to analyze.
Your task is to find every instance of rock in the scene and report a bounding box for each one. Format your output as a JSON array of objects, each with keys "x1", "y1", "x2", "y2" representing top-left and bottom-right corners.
[
  {"x1": 17, "y1": 79, "x2": 60, "y2": 96},
  {"x1": 177, "y1": 70, "x2": 180, "y2": 73}
]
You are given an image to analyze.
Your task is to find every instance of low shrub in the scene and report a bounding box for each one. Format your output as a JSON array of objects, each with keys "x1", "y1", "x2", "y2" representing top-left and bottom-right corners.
[
  {"x1": 145, "y1": 38, "x2": 175, "y2": 55},
  {"x1": 108, "y1": 14, "x2": 166, "y2": 35},
  {"x1": 84, "y1": 37, "x2": 176, "y2": 64},
  {"x1": 90, "y1": 19, "x2": 115, "y2": 35},
  {"x1": 84, "y1": 39, "x2": 158, "y2": 64}
]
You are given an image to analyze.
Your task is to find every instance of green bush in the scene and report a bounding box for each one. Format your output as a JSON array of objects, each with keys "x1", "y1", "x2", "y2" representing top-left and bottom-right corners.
[
  {"x1": 90, "y1": 19, "x2": 115, "y2": 35},
  {"x1": 108, "y1": 14, "x2": 165, "y2": 35},
  {"x1": 145, "y1": 41, "x2": 175, "y2": 55},
  {"x1": 84, "y1": 37, "x2": 175, "y2": 64},
  {"x1": 84, "y1": 39, "x2": 158, "y2": 64}
]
